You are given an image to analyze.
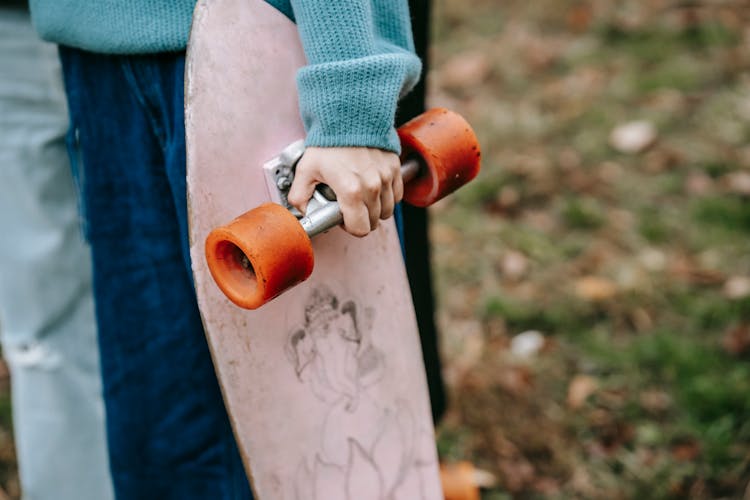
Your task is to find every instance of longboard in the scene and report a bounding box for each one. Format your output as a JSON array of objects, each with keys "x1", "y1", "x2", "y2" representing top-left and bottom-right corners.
[{"x1": 184, "y1": 0, "x2": 483, "y2": 498}]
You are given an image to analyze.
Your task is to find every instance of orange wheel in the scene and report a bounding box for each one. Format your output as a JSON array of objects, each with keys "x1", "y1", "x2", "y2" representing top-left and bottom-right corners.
[
  {"x1": 441, "y1": 462, "x2": 481, "y2": 500},
  {"x1": 205, "y1": 203, "x2": 314, "y2": 309},
  {"x1": 398, "y1": 108, "x2": 481, "y2": 207}
]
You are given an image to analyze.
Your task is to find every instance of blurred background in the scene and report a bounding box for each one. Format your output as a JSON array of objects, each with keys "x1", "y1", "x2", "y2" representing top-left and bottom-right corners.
[
  {"x1": 427, "y1": 0, "x2": 750, "y2": 498},
  {"x1": 2, "y1": 0, "x2": 750, "y2": 498}
]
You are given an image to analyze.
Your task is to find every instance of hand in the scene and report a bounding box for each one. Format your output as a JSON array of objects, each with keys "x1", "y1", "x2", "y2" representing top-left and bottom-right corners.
[{"x1": 287, "y1": 147, "x2": 404, "y2": 237}]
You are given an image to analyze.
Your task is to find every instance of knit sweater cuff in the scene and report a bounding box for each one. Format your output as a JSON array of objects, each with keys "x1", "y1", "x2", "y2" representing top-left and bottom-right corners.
[{"x1": 297, "y1": 52, "x2": 421, "y2": 154}]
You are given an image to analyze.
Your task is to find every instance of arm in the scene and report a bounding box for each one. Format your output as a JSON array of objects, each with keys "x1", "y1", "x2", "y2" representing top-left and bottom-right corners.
[{"x1": 281, "y1": 0, "x2": 422, "y2": 236}]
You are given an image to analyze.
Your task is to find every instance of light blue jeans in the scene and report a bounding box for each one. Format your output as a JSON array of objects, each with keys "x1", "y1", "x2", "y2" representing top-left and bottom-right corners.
[
  {"x1": 58, "y1": 44, "x2": 252, "y2": 500},
  {"x1": 0, "y1": 7, "x2": 113, "y2": 500}
]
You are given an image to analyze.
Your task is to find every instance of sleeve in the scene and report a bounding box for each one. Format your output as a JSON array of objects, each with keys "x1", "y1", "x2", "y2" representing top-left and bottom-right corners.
[{"x1": 288, "y1": 0, "x2": 422, "y2": 154}]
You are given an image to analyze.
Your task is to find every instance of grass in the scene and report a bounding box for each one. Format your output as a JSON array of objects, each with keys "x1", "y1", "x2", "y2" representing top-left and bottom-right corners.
[{"x1": 430, "y1": 0, "x2": 750, "y2": 497}]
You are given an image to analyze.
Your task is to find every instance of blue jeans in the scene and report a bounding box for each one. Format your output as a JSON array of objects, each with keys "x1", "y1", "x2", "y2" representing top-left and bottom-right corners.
[{"x1": 59, "y1": 47, "x2": 252, "y2": 500}]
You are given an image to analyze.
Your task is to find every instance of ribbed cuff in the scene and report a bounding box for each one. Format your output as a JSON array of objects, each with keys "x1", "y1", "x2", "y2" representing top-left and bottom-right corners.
[{"x1": 297, "y1": 52, "x2": 421, "y2": 154}]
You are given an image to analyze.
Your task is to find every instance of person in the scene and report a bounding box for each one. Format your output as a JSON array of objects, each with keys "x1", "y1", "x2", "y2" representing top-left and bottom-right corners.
[
  {"x1": 0, "y1": 2, "x2": 113, "y2": 499},
  {"x1": 27, "y1": 0, "x2": 422, "y2": 497}
]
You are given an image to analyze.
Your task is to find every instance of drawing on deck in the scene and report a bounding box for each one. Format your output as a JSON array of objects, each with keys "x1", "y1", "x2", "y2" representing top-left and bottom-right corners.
[{"x1": 287, "y1": 286, "x2": 437, "y2": 500}]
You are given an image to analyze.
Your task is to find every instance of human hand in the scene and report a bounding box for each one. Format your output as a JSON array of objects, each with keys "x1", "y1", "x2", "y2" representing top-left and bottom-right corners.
[{"x1": 287, "y1": 147, "x2": 403, "y2": 237}]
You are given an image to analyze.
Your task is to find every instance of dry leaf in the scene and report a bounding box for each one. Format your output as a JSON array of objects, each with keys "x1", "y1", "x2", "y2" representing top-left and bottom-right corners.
[
  {"x1": 630, "y1": 307, "x2": 654, "y2": 332},
  {"x1": 510, "y1": 330, "x2": 545, "y2": 358},
  {"x1": 669, "y1": 258, "x2": 725, "y2": 286},
  {"x1": 567, "y1": 375, "x2": 599, "y2": 409},
  {"x1": 672, "y1": 440, "x2": 701, "y2": 462},
  {"x1": 643, "y1": 147, "x2": 682, "y2": 173},
  {"x1": 639, "y1": 389, "x2": 672, "y2": 414},
  {"x1": 501, "y1": 250, "x2": 529, "y2": 281},
  {"x1": 724, "y1": 276, "x2": 750, "y2": 300},
  {"x1": 496, "y1": 186, "x2": 521, "y2": 211},
  {"x1": 609, "y1": 121, "x2": 657, "y2": 154},
  {"x1": 575, "y1": 276, "x2": 618, "y2": 302},
  {"x1": 566, "y1": 3, "x2": 593, "y2": 32},
  {"x1": 638, "y1": 249, "x2": 666, "y2": 272},
  {"x1": 440, "y1": 462, "x2": 481, "y2": 500},
  {"x1": 724, "y1": 172, "x2": 750, "y2": 196},
  {"x1": 497, "y1": 365, "x2": 534, "y2": 396}
]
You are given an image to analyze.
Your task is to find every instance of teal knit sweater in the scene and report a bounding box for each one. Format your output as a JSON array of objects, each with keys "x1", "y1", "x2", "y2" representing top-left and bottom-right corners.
[{"x1": 27, "y1": 0, "x2": 422, "y2": 153}]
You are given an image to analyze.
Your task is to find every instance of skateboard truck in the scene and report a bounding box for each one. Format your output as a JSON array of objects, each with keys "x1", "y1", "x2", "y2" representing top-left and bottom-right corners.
[
  {"x1": 299, "y1": 157, "x2": 421, "y2": 238},
  {"x1": 263, "y1": 141, "x2": 423, "y2": 238},
  {"x1": 205, "y1": 108, "x2": 481, "y2": 310}
]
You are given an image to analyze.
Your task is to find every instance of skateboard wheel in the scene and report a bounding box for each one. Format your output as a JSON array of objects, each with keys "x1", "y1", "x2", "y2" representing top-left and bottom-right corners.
[
  {"x1": 441, "y1": 462, "x2": 481, "y2": 500},
  {"x1": 205, "y1": 203, "x2": 314, "y2": 309},
  {"x1": 398, "y1": 108, "x2": 481, "y2": 207}
]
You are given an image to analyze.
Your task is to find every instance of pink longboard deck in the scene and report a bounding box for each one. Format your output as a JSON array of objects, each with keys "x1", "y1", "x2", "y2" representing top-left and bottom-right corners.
[{"x1": 184, "y1": 0, "x2": 442, "y2": 498}]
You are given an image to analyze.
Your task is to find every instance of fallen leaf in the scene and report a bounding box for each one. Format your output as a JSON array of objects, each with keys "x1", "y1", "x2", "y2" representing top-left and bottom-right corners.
[
  {"x1": 724, "y1": 276, "x2": 750, "y2": 300},
  {"x1": 575, "y1": 276, "x2": 618, "y2": 302},
  {"x1": 441, "y1": 462, "x2": 494, "y2": 500},
  {"x1": 609, "y1": 120, "x2": 657, "y2": 154},
  {"x1": 669, "y1": 258, "x2": 725, "y2": 286},
  {"x1": 686, "y1": 268, "x2": 726, "y2": 286},
  {"x1": 643, "y1": 147, "x2": 683, "y2": 173},
  {"x1": 722, "y1": 172, "x2": 750, "y2": 196},
  {"x1": 501, "y1": 250, "x2": 529, "y2": 281},
  {"x1": 631, "y1": 307, "x2": 654, "y2": 332},
  {"x1": 566, "y1": 3, "x2": 593, "y2": 32},
  {"x1": 510, "y1": 330, "x2": 545, "y2": 358},
  {"x1": 671, "y1": 440, "x2": 701, "y2": 462},
  {"x1": 496, "y1": 365, "x2": 534, "y2": 396},
  {"x1": 639, "y1": 389, "x2": 672, "y2": 414},
  {"x1": 497, "y1": 186, "x2": 521, "y2": 211},
  {"x1": 567, "y1": 375, "x2": 599, "y2": 409},
  {"x1": 638, "y1": 248, "x2": 666, "y2": 272},
  {"x1": 723, "y1": 172, "x2": 750, "y2": 195}
]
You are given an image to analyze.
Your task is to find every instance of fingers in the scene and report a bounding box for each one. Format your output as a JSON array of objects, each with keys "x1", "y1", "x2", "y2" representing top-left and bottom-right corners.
[
  {"x1": 287, "y1": 156, "x2": 318, "y2": 214},
  {"x1": 379, "y1": 156, "x2": 402, "y2": 221},
  {"x1": 392, "y1": 161, "x2": 404, "y2": 206},
  {"x1": 286, "y1": 147, "x2": 402, "y2": 238},
  {"x1": 360, "y1": 167, "x2": 383, "y2": 230},
  {"x1": 335, "y1": 173, "x2": 374, "y2": 237},
  {"x1": 338, "y1": 199, "x2": 371, "y2": 237}
]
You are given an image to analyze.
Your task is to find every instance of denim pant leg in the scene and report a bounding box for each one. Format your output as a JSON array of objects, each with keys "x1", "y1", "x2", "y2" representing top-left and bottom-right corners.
[
  {"x1": 0, "y1": 8, "x2": 113, "y2": 500},
  {"x1": 59, "y1": 47, "x2": 251, "y2": 500}
]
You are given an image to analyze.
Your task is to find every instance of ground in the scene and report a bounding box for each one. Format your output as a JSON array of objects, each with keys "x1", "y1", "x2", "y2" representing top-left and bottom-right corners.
[
  {"x1": 1, "y1": 0, "x2": 750, "y2": 499},
  {"x1": 430, "y1": 0, "x2": 750, "y2": 498}
]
